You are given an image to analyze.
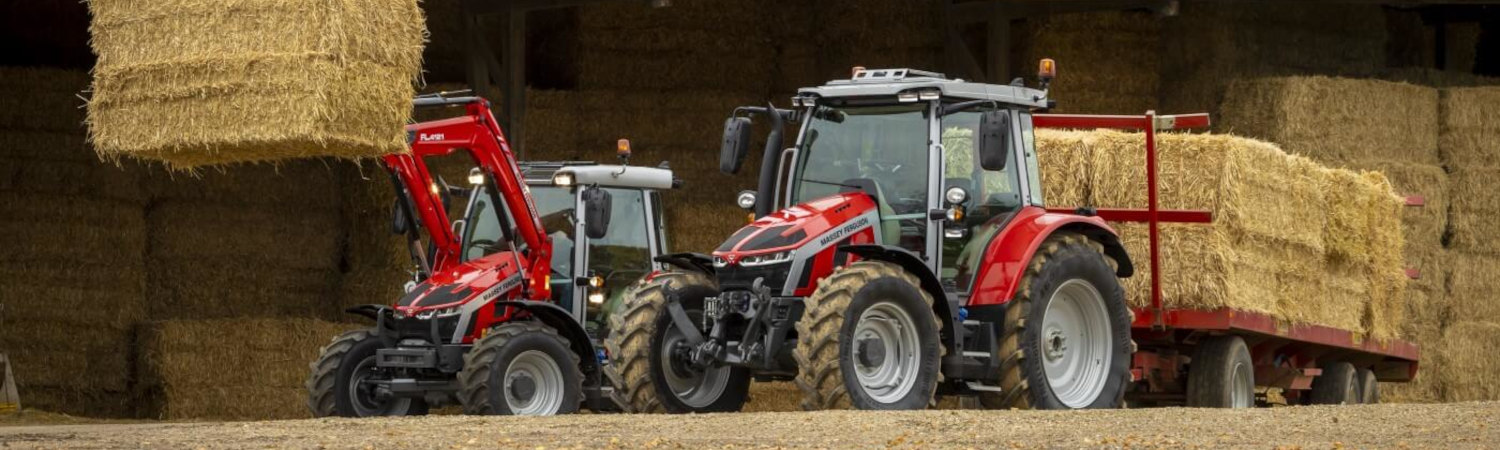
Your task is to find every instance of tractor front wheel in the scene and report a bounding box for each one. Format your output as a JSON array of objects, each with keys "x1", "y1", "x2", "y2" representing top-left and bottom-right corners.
[
  {"x1": 458, "y1": 321, "x2": 583, "y2": 415},
  {"x1": 981, "y1": 232, "x2": 1132, "y2": 410},
  {"x1": 794, "y1": 260, "x2": 943, "y2": 410},
  {"x1": 604, "y1": 272, "x2": 750, "y2": 413},
  {"x1": 306, "y1": 329, "x2": 429, "y2": 417}
]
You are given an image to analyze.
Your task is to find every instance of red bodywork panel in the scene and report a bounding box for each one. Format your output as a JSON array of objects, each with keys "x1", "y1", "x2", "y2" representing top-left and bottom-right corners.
[
  {"x1": 380, "y1": 100, "x2": 552, "y2": 337},
  {"x1": 967, "y1": 206, "x2": 1118, "y2": 307},
  {"x1": 712, "y1": 192, "x2": 878, "y2": 297}
]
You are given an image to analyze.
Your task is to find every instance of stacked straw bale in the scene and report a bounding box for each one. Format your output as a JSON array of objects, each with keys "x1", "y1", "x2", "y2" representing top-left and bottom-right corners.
[
  {"x1": 1035, "y1": 129, "x2": 1405, "y2": 336},
  {"x1": 86, "y1": 0, "x2": 427, "y2": 168},
  {"x1": 143, "y1": 162, "x2": 344, "y2": 321},
  {"x1": 1219, "y1": 77, "x2": 1439, "y2": 165},
  {"x1": 1159, "y1": 3, "x2": 1386, "y2": 116},
  {"x1": 337, "y1": 163, "x2": 414, "y2": 313},
  {"x1": 137, "y1": 319, "x2": 355, "y2": 420},
  {"x1": 1016, "y1": 11, "x2": 1161, "y2": 114},
  {"x1": 573, "y1": 0, "x2": 773, "y2": 93},
  {"x1": 0, "y1": 67, "x2": 147, "y2": 417}
]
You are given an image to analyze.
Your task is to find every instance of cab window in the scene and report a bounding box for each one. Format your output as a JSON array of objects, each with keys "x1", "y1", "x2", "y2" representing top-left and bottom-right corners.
[{"x1": 940, "y1": 109, "x2": 1022, "y2": 292}]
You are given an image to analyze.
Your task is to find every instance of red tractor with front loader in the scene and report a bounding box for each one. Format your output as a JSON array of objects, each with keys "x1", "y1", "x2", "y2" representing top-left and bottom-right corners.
[
  {"x1": 305, "y1": 93, "x2": 680, "y2": 416},
  {"x1": 606, "y1": 63, "x2": 1419, "y2": 412}
]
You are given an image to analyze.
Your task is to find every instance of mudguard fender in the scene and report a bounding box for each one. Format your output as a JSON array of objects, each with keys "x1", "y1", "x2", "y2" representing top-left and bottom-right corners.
[
  {"x1": 838, "y1": 244, "x2": 958, "y2": 351},
  {"x1": 493, "y1": 301, "x2": 601, "y2": 378},
  {"x1": 967, "y1": 206, "x2": 1133, "y2": 307}
]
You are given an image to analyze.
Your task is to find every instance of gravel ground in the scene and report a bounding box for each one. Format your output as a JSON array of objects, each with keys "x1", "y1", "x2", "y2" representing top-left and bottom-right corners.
[{"x1": 2, "y1": 402, "x2": 1496, "y2": 449}]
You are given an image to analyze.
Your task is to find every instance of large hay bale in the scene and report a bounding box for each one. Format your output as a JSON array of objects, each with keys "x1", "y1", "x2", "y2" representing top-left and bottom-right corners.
[
  {"x1": 141, "y1": 160, "x2": 343, "y2": 208},
  {"x1": 0, "y1": 67, "x2": 88, "y2": 134},
  {"x1": 1448, "y1": 168, "x2": 1500, "y2": 256},
  {"x1": 1445, "y1": 253, "x2": 1500, "y2": 322},
  {"x1": 1034, "y1": 129, "x2": 1094, "y2": 208},
  {"x1": 1436, "y1": 321, "x2": 1500, "y2": 402},
  {"x1": 86, "y1": 0, "x2": 426, "y2": 167},
  {"x1": 336, "y1": 163, "x2": 413, "y2": 314},
  {"x1": 1380, "y1": 67, "x2": 1500, "y2": 88},
  {"x1": 1438, "y1": 87, "x2": 1500, "y2": 168},
  {"x1": 1219, "y1": 77, "x2": 1439, "y2": 164},
  {"x1": 137, "y1": 318, "x2": 357, "y2": 420},
  {"x1": 1017, "y1": 11, "x2": 1161, "y2": 114}
]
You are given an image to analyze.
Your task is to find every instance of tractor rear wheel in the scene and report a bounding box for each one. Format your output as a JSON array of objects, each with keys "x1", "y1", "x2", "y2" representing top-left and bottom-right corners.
[
  {"x1": 458, "y1": 321, "x2": 583, "y2": 415},
  {"x1": 794, "y1": 260, "x2": 942, "y2": 410},
  {"x1": 1185, "y1": 335, "x2": 1255, "y2": 408},
  {"x1": 1357, "y1": 367, "x2": 1379, "y2": 404},
  {"x1": 1308, "y1": 361, "x2": 1359, "y2": 405},
  {"x1": 981, "y1": 232, "x2": 1132, "y2": 410},
  {"x1": 306, "y1": 329, "x2": 429, "y2": 417},
  {"x1": 604, "y1": 271, "x2": 750, "y2": 413}
]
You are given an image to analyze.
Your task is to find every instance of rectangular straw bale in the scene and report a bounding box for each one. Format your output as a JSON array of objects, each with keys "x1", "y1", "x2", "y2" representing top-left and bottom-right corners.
[
  {"x1": 1362, "y1": 172, "x2": 1408, "y2": 341},
  {"x1": 1447, "y1": 168, "x2": 1500, "y2": 256},
  {"x1": 142, "y1": 160, "x2": 342, "y2": 208},
  {"x1": 0, "y1": 338, "x2": 132, "y2": 392},
  {"x1": 0, "y1": 131, "x2": 94, "y2": 162},
  {"x1": 0, "y1": 193, "x2": 146, "y2": 266},
  {"x1": 1112, "y1": 223, "x2": 1276, "y2": 316},
  {"x1": 813, "y1": 0, "x2": 940, "y2": 48},
  {"x1": 574, "y1": 49, "x2": 775, "y2": 92},
  {"x1": 1320, "y1": 168, "x2": 1374, "y2": 263},
  {"x1": 147, "y1": 202, "x2": 342, "y2": 269},
  {"x1": 0, "y1": 67, "x2": 89, "y2": 133},
  {"x1": 1380, "y1": 67, "x2": 1500, "y2": 88},
  {"x1": 1438, "y1": 87, "x2": 1500, "y2": 167},
  {"x1": 1035, "y1": 129, "x2": 1094, "y2": 207},
  {"x1": 1218, "y1": 77, "x2": 1439, "y2": 164},
  {"x1": 0, "y1": 157, "x2": 146, "y2": 205},
  {"x1": 146, "y1": 263, "x2": 341, "y2": 321},
  {"x1": 1445, "y1": 253, "x2": 1500, "y2": 322},
  {"x1": 14, "y1": 387, "x2": 139, "y2": 419},
  {"x1": 1437, "y1": 321, "x2": 1500, "y2": 402},
  {"x1": 86, "y1": 0, "x2": 426, "y2": 167},
  {"x1": 1017, "y1": 11, "x2": 1160, "y2": 114},
  {"x1": 138, "y1": 318, "x2": 356, "y2": 419}
]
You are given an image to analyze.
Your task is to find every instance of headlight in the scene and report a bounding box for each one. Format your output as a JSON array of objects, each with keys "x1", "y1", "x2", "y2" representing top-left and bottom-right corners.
[
  {"x1": 735, "y1": 190, "x2": 757, "y2": 210},
  {"x1": 713, "y1": 256, "x2": 729, "y2": 268},
  {"x1": 553, "y1": 171, "x2": 574, "y2": 187},
  {"x1": 945, "y1": 186, "x2": 968, "y2": 205},
  {"x1": 415, "y1": 306, "x2": 462, "y2": 320},
  {"x1": 740, "y1": 251, "x2": 793, "y2": 267},
  {"x1": 467, "y1": 168, "x2": 485, "y2": 186}
]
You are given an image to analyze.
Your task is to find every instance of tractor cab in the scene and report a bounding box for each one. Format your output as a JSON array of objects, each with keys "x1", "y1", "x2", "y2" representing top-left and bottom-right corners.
[
  {"x1": 718, "y1": 67, "x2": 1053, "y2": 297},
  {"x1": 517, "y1": 160, "x2": 677, "y2": 337}
]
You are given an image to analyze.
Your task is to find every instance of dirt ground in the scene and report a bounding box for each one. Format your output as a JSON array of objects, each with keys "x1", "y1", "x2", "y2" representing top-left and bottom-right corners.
[{"x1": 1, "y1": 401, "x2": 1496, "y2": 449}]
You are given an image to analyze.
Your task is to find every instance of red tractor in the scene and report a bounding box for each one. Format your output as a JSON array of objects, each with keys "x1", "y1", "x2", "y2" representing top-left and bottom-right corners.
[
  {"x1": 606, "y1": 66, "x2": 1137, "y2": 411},
  {"x1": 306, "y1": 94, "x2": 677, "y2": 416}
]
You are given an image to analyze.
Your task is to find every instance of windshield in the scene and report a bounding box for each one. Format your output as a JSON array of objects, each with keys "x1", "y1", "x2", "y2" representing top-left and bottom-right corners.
[
  {"x1": 524, "y1": 186, "x2": 577, "y2": 277},
  {"x1": 792, "y1": 103, "x2": 931, "y2": 253}
]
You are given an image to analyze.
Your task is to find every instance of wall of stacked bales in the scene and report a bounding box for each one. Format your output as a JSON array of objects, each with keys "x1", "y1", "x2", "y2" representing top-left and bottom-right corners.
[
  {"x1": 1213, "y1": 75, "x2": 1500, "y2": 403},
  {"x1": 1034, "y1": 130, "x2": 1406, "y2": 337},
  {"x1": 1015, "y1": 11, "x2": 1161, "y2": 114}
]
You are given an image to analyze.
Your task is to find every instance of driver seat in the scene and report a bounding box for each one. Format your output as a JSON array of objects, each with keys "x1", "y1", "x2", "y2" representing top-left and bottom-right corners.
[{"x1": 840, "y1": 178, "x2": 902, "y2": 245}]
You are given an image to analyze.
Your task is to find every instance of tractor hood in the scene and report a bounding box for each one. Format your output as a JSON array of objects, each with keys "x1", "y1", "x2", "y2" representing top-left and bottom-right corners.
[
  {"x1": 711, "y1": 192, "x2": 879, "y2": 266},
  {"x1": 394, "y1": 251, "x2": 526, "y2": 316}
]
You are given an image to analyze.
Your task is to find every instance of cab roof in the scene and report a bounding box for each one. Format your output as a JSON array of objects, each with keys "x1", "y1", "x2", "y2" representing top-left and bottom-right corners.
[
  {"x1": 798, "y1": 68, "x2": 1049, "y2": 109},
  {"x1": 521, "y1": 161, "x2": 677, "y2": 190}
]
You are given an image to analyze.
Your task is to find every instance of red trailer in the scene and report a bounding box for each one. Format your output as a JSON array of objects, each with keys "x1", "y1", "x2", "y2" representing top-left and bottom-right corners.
[{"x1": 1035, "y1": 112, "x2": 1420, "y2": 407}]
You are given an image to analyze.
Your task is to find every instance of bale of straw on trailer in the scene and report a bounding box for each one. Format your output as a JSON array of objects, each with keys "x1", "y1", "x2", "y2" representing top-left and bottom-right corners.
[
  {"x1": 1017, "y1": 11, "x2": 1161, "y2": 114},
  {"x1": 1439, "y1": 87, "x2": 1500, "y2": 168},
  {"x1": 137, "y1": 318, "x2": 357, "y2": 420},
  {"x1": 1447, "y1": 168, "x2": 1500, "y2": 256},
  {"x1": 1362, "y1": 171, "x2": 1408, "y2": 341},
  {"x1": 86, "y1": 0, "x2": 426, "y2": 168},
  {"x1": 1035, "y1": 129, "x2": 1095, "y2": 208},
  {"x1": 1218, "y1": 77, "x2": 1440, "y2": 164},
  {"x1": 1437, "y1": 321, "x2": 1500, "y2": 402}
]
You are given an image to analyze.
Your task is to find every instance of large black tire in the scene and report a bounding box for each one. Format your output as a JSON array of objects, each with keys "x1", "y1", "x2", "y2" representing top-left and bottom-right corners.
[
  {"x1": 794, "y1": 260, "x2": 943, "y2": 410},
  {"x1": 306, "y1": 329, "x2": 429, "y2": 417},
  {"x1": 1185, "y1": 335, "x2": 1255, "y2": 408},
  {"x1": 1357, "y1": 367, "x2": 1379, "y2": 404},
  {"x1": 604, "y1": 272, "x2": 750, "y2": 413},
  {"x1": 980, "y1": 232, "x2": 1132, "y2": 410},
  {"x1": 458, "y1": 321, "x2": 583, "y2": 415},
  {"x1": 1308, "y1": 361, "x2": 1359, "y2": 405}
]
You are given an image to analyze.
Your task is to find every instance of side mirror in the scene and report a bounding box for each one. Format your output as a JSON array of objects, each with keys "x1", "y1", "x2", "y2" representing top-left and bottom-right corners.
[
  {"x1": 978, "y1": 110, "x2": 1012, "y2": 171},
  {"x1": 582, "y1": 187, "x2": 612, "y2": 240},
  {"x1": 720, "y1": 117, "x2": 752, "y2": 174},
  {"x1": 391, "y1": 198, "x2": 409, "y2": 235}
]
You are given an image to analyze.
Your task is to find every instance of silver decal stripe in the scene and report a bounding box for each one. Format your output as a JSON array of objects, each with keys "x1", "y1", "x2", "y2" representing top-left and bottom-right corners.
[
  {"x1": 781, "y1": 210, "x2": 881, "y2": 296},
  {"x1": 452, "y1": 272, "x2": 524, "y2": 342}
]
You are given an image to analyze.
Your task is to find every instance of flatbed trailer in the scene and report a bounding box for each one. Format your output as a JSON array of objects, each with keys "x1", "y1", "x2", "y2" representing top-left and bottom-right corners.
[{"x1": 1034, "y1": 112, "x2": 1419, "y2": 406}]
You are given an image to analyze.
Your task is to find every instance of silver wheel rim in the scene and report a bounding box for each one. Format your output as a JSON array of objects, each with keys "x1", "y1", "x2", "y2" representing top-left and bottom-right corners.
[
  {"x1": 661, "y1": 314, "x2": 731, "y2": 408},
  {"x1": 504, "y1": 350, "x2": 566, "y2": 415},
  {"x1": 851, "y1": 301, "x2": 921, "y2": 404},
  {"x1": 1041, "y1": 279, "x2": 1113, "y2": 408},
  {"x1": 349, "y1": 356, "x2": 412, "y2": 416},
  {"x1": 1231, "y1": 360, "x2": 1253, "y2": 408}
]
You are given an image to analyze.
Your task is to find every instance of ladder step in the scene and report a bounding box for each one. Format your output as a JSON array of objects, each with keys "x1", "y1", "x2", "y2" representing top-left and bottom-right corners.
[
  {"x1": 962, "y1": 320, "x2": 982, "y2": 327},
  {"x1": 962, "y1": 351, "x2": 990, "y2": 359},
  {"x1": 965, "y1": 381, "x2": 1004, "y2": 393}
]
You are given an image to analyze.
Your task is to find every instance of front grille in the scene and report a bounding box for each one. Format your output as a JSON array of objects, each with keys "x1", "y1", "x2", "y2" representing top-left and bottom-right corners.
[{"x1": 716, "y1": 263, "x2": 792, "y2": 292}]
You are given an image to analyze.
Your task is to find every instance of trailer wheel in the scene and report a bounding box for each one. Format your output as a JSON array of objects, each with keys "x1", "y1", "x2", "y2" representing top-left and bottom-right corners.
[
  {"x1": 981, "y1": 233, "x2": 1131, "y2": 410},
  {"x1": 458, "y1": 321, "x2": 583, "y2": 415},
  {"x1": 306, "y1": 329, "x2": 428, "y2": 417},
  {"x1": 795, "y1": 260, "x2": 943, "y2": 410},
  {"x1": 1357, "y1": 367, "x2": 1379, "y2": 404},
  {"x1": 604, "y1": 272, "x2": 750, "y2": 413},
  {"x1": 1307, "y1": 361, "x2": 1359, "y2": 405},
  {"x1": 1185, "y1": 335, "x2": 1255, "y2": 408}
]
